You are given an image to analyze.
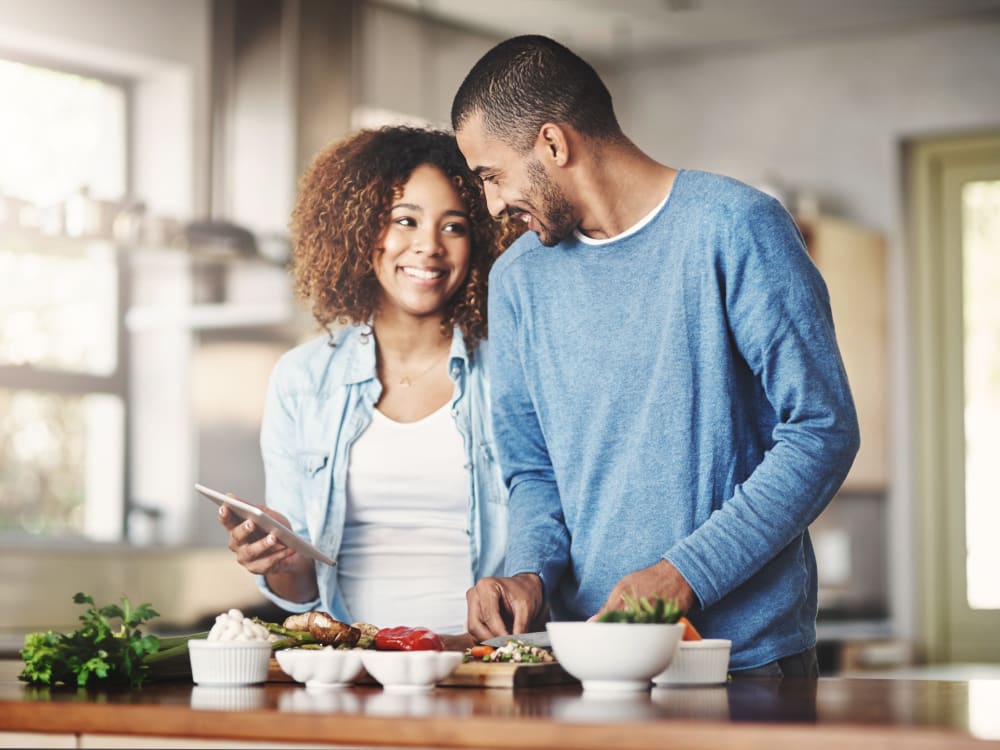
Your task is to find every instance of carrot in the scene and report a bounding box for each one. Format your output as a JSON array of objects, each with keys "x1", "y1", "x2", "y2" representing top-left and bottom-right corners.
[
  {"x1": 678, "y1": 616, "x2": 702, "y2": 641},
  {"x1": 468, "y1": 645, "x2": 496, "y2": 660}
]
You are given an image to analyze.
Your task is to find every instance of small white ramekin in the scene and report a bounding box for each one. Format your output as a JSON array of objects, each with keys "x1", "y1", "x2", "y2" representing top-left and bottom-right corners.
[
  {"x1": 652, "y1": 639, "x2": 732, "y2": 686},
  {"x1": 188, "y1": 639, "x2": 272, "y2": 686}
]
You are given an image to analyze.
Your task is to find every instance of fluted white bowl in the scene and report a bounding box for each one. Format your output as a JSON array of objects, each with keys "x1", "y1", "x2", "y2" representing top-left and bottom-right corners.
[
  {"x1": 188, "y1": 639, "x2": 271, "y2": 686},
  {"x1": 275, "y1": 647, "x2": 365, "y2": 688},
  {"x1": 546, "y1": 621, "x2": 684, "y2": 692},
  {"x1": 360, "y1": 650, "x2": 463, "y2": 692},
  {"x1": 652, "y1": 639, "x2": 732, "y2": 685}
]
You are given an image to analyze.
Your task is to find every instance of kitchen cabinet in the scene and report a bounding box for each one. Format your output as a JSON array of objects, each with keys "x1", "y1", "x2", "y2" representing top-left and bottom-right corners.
[
  {"x1": 798, "y1": 215, "x2": 888, "y2": 492},
  {"x1": 800, "y1": 216, "x2": 892, "y2": 637}
]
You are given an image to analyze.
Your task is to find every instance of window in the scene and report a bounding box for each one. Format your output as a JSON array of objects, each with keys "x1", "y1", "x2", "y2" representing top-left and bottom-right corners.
[
  {"x1": 0, "y1": 58, "x2": 128, "y2": 541},
  {"x1": 0, "y1": 58, "x2": 126, "y2": 206}
]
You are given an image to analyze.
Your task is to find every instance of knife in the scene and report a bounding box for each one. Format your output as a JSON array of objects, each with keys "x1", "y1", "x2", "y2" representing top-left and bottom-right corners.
[{"x1": 481, "y1": 631, "x2": 551, "y2": 649}]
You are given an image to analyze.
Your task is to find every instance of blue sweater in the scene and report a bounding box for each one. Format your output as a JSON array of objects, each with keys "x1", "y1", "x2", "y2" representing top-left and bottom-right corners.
[{"x1": 487, "y1": 169, "x2": 860, "y2": 670}]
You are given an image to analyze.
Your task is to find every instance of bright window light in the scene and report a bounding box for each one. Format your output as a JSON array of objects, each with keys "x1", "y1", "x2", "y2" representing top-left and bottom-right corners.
[
  {"x1": 962, "y1": 180, "x2": 1000, "y2": 610},
  {"x1": 0, "y1": 58, "x2": 126, "y2": 205},
  {"x1": 0, "y1": 239, "x2": 118, "y2": 375}
]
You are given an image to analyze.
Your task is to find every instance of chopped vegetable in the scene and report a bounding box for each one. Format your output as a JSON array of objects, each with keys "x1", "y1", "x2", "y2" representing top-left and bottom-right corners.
[
  {"x1": 374, "y1": 626, "x2": 444, "y2": 651},
  {"x1": 467, "y1": 644, "x2": 496, "y2": 660},
  {"x1": 596, "y1": 593, "x2": 682, "y2": 624},
  {"x1": 464, "y1": 638, "x2": 553, "y2": 663},
  {"x1": 678, "y1": 616, "x2": 702, "y2": 641}
]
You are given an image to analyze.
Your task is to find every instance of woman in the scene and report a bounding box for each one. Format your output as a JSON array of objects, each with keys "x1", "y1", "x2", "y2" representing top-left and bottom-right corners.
[{"x1": 219, "y1": 126, "x2": 520, "y2": 646}]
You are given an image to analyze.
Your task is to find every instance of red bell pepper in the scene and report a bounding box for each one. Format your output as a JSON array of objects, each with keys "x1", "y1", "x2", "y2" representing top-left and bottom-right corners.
[{"x1": 373, "y1": 626, "x2": 444, "y2": 651}]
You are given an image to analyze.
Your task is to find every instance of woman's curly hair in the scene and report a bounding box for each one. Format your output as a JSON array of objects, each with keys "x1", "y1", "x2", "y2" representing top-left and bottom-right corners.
[{"x1": 290, "y1": 126, "x2": 522, "y2": 351}]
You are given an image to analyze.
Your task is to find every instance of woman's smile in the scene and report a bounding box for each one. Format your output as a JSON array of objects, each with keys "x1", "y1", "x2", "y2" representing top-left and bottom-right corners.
[{"x1": 399, "y1": 265, "x2": 448, "y2": 283}]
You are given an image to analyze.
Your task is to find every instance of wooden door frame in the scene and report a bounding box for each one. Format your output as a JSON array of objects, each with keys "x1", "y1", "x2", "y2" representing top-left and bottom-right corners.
[{"x1": 907, "y1": 132, "x2": 1000, "y2": 663}]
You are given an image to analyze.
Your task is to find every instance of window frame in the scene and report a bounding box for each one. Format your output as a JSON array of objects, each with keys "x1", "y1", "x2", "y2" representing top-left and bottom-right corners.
[
  {"x1": 0, "y1": 52, "x2": 133, "y2": 542},
  {"x1": 908, "y1": 131, "x2": 1000, "y2": 663}
]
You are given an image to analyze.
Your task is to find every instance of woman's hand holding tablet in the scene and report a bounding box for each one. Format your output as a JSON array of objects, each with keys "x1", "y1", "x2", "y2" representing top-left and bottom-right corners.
[{"x1": 196, "y1": 483, "x2": 336, "y2": 567}]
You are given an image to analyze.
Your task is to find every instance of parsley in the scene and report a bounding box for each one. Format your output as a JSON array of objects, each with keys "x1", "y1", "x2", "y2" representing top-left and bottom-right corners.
[{"x1": 19, "y1": 592, "x2": 162, "y2": 687}]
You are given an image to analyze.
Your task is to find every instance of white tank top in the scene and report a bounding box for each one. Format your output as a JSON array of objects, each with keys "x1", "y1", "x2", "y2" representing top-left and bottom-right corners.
[{"x1": 339, "y1": 402, "x2": 473, "y2": 634}]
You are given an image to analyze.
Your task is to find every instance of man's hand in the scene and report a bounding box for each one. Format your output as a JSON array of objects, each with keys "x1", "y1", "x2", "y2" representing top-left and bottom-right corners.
[
  {"x1": 466, "y1": 573, "x2": 544, "y2": 642},
  {"x1": 590, "y1": 560, "x2": 696, "y2": 620}
]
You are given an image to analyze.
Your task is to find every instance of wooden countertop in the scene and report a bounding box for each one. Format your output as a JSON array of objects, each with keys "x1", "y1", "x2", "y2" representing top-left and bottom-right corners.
[{"x1": 2, "y1": 660, "x2": 998, "y2": 749}]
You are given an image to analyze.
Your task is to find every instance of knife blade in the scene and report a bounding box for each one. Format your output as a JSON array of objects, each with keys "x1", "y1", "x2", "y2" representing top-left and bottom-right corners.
[{"x1": 481, "y1": 631, "x2": 551, "y2": 649}]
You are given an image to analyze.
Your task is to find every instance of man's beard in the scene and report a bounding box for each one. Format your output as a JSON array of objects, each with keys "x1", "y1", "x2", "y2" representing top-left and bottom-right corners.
[{"x1": 525, "y1": 158, "x2": 576, "y2": 247}]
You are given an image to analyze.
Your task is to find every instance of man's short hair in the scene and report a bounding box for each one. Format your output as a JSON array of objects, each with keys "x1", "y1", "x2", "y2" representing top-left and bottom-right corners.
[{"x1": 451, "y1": 35, "x2": 623, "y2": 152}]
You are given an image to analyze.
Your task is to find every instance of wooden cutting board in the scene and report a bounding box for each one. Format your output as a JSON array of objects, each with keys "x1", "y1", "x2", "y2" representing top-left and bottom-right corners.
[
  {"x1": 268, "y1": 658, "x2": 577, "y2": 689},
  {"x1": 439, "y1": 660, "x2": 576, "y2": 689}
]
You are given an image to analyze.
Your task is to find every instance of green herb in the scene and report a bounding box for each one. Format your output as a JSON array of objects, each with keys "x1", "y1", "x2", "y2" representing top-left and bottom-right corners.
[
  {"x1": 19, "y1": 592, "x2": 162, "y2": 687},
  {"x1": 596, "y1": 593, "x2": 682, "y2": 624}
]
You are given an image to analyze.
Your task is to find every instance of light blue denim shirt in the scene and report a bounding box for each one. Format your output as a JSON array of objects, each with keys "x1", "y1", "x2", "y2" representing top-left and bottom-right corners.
[{"x1": 255, "y1": 324, "x2": 508, "y2": 623}]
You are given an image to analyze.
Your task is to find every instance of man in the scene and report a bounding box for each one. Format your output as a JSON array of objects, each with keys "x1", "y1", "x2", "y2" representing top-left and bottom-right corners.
[{"x1": 452, "y1": 35, "x2": 859, "y2": 676}]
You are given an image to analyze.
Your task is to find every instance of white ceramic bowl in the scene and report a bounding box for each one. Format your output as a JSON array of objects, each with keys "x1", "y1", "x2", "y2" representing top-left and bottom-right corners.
[
  {"x1": 360, "y1": 650, "x2": 463, "y2": 692},
  {"x1": 187, "y1": 639, "x2": 272, "y2": 686},
  {"x1": 546, "y1": 621, "x2": 684, "y2": 692},
  {"x1": 652, "y1": 639, "x2": 732, "y2": 686},
  {"x1": 275, "y1": 647, "x2": 365, "y2": 688}
]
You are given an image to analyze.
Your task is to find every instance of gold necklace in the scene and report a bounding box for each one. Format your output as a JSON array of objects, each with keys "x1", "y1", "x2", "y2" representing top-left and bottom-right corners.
[{"x1": 381, "y1": 350, "x2": 449, "y2": 388}]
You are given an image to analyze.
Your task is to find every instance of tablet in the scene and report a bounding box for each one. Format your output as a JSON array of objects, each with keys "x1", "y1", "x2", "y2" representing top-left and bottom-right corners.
[{"x1": 196, "y1": 483, "x2": 336, "y2": 567}]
